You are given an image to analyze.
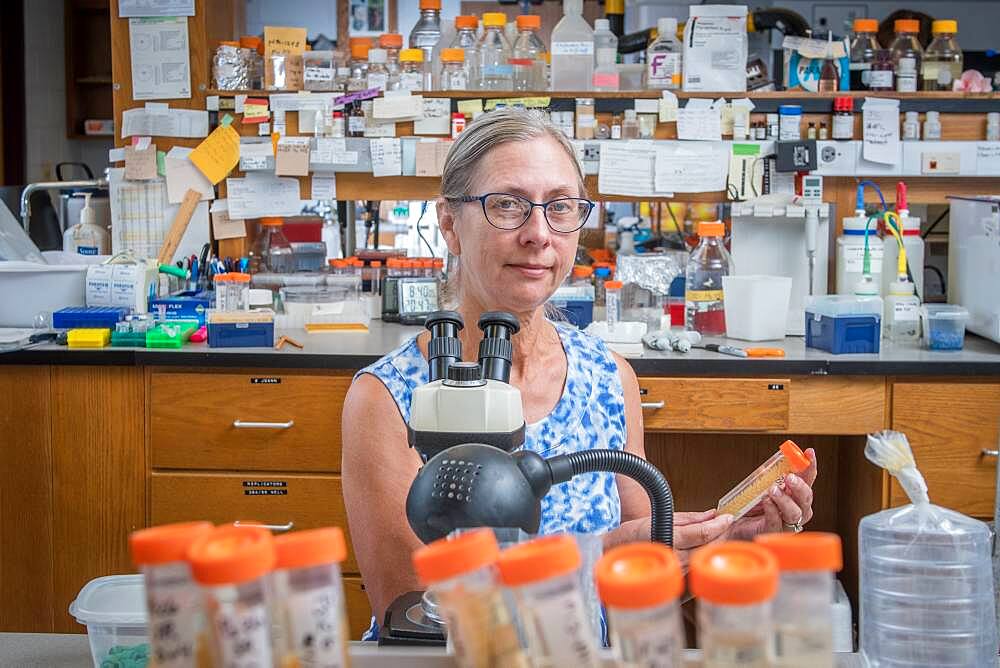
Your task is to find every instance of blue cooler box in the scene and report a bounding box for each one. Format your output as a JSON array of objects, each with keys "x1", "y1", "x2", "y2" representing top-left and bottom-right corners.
[
  {"x1": 207, "y1": 321, "x2": 274, "y2": 348},
  {"x1": 805, "y1": 295, "x2": 882, "y2": 354}
]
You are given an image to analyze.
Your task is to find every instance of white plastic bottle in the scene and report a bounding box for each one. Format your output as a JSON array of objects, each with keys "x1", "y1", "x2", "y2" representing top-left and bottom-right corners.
[
  {"x1": 881, "y1": 186, "x2": 925, "y2": 299},
  {"x1": 63, "y1": 192, "x2": 109, "y2": 256},
  {"x1": 836, "y1": 212, "x2": 884, "y2": 295},
  {"x1": 592, "y1": 19, "x2": 619, "y2": 91},
  {"x1": 366, "y1": 48, "x2": 390, "y2": 91},
  {"x1": 646, "y1": 17, "x2": 682, "y2": 90},
  {"x1": 511, "y1": 15, "x2": 546, "y2": 91},
  {"x1": 478, "y1": 13, "x2": 513, "y2": 91},
  {"x1": 550, "y1": 0, "x2": 594, "y2": 91},
  {"x1": 884, "y1": 275, "x2": 920, "y2": 343}
]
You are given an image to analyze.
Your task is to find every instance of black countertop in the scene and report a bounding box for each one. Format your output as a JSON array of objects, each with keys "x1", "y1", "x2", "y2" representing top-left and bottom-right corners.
[{"x1": 3, "y1": 321, "x2": 1000, "y2": 376}]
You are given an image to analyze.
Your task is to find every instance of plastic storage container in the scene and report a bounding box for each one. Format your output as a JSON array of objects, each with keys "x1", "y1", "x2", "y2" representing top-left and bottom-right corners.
[
  {"x1": 717, "y1": 439, "x2": 811, "y2": 520},
  {"x1": 213, "y1": 272, "x2": 250, "y2": 311},
  {"x1": 496, "y1": 534, "x2": 600, "y2": 668},
  {"x1": 756, "y1": 532, "x2": 843, "y2": 668},
  {"x1": 129, "y1": 521, "x2": 213, "y2": 668},
  {"x1": 690, "y1": 542, "x2": 779, "y2": 668},
  {"x1": 188, "y1": 525, "x2": 278, "y2": 666},
  {"x1": 413, "y1": 529, "x2": 525, "y2": 667},
  {"x1": 273, "y1": 528, "x2": 351, "y2": 668},
  {"x1": 805, "y1": 295, "x2": 882, "y2": 354},
  {"x1": 884, "y1": 277, "x2": 920, "y2": 344},
  {"x1": 920, "y1": 304, "x2": 969, "y2": 350},
  {"x1": 595, "y1": 543, "x2": 685, "y2": 667},
  {"x1": 550, "y1": 0, "x2": 594, "y2": 91},
  {"x1": 69, "y1": 574, "x2": 149, "y2": 668},
  {"x1": 67, "y1": 328, "x2": 112, "y2": 348},
  {"x1": 837, "y1": 214, "x2": 884, "y2": 294},
  {"x1": 549, "y1": 284, "x2": 595, "y2": 329},
  {"x1": 721, "y1": 275, "x2": 792, "y2": 341}
]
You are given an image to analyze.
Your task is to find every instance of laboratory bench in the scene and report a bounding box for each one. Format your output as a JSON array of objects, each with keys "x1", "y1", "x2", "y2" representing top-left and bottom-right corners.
[{"x1": 2, "y1": 321, "x2": 1000, "y2": 643}]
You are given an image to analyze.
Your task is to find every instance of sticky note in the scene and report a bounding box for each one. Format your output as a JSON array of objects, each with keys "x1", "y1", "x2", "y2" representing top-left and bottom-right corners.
[
  {"x1": 189, "y1": 123, "x2": 241, "y2": 185},
  {"x1": 156, "y1": 150, "x2": 167, "y2": 176},
  {"x1": 274, "y1": 136, "x2": 311, "y2": 177},
  {"x1": 243, "y1": 97, "x2": 269, "y2": 123},
  {"x1": 264, "y1": 26, "x2": 307, "y2": 89},
  {"x1": 210, "y1": 201, "x2": 247, "y2": 240},
  {"x1": 310, "y1": 175, "x2": 336, "y2": 200},
  {"x1": 457, "y1": 99, "x2": 483, "y2": 116},
  {"x1": 125, "y1": 143, "x2": 158, "y2": 180}
]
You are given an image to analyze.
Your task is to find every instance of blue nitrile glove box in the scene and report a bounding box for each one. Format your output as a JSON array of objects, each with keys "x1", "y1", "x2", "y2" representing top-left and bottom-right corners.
[
  {"x1": 149, "y1": 292, "x2": 212, "y2": 326},
  {"x1": 805, "y1": 295, "x2": 882, "y2": 354},
  {"x1": 207, "y1": 321, "x2": 274, "y2": 348},
  {"x1": 549, "y1": 285, "x2": 595, "y2": 329}
]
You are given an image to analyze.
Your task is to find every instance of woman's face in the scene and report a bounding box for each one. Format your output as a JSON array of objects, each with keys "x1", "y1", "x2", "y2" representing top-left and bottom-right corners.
[{"x1": 439, "y1": 136, "x2": 583, "y2": 316}]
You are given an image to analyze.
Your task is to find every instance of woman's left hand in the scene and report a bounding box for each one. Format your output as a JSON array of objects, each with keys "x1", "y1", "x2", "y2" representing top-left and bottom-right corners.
[{"x1": 728, "y1": 448, "x2": 818, "y2": 540}]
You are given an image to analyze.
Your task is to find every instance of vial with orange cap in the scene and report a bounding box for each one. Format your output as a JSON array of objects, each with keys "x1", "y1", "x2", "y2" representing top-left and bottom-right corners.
[
  {"x1": 272, "y1": 528, "x2": 351, "y2": 668},
  {"x1": 716, "y1": 439, "x2": 811, "y2": 520},
  {"x1": 187, "y1": 525, "x2": 278, "y2": 666},
  {"x1": 412, "y1": 529, "x2": 526, "y2": 668},
  {"x1": 495, "y1": 534, "x2": 600, "y2": 668},
  {"x1": 689, "y1": 541, "x2": 779, "y2": 667},
  {"x1": 129, "y1": 521, "x2": 213, "y2": 667},
  {"x1": 605, "y1": 280, "x2": 623, "y2": 332},
  {"x1": 755, "y1": 532, "x2": 843, "y2": 667},
  {"x1": 595, "y1": 543, "x2": 685, "y2": 667}
]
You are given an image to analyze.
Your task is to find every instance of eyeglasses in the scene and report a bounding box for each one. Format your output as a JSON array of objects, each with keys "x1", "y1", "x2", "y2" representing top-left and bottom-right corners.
[{"x1": 454, "y1": 192, "x2": 595, "y2": 233}]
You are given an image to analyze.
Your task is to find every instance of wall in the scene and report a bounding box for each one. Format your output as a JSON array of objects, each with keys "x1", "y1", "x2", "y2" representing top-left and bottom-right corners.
[
  {"x1": 23, "y1": 0, "x2": 111, "y2": 185},
  {"x1": 245, "y1": 0, "x2": 338, "y2": 41}
]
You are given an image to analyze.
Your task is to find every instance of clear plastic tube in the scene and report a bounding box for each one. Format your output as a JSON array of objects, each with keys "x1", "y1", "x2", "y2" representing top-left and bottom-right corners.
[{"x1": 717, "y1": 440, "x2": 810, "y2": 519}]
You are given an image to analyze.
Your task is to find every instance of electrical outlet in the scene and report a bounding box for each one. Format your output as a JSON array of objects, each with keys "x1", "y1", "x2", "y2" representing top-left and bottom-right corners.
[
  {"x1": 921, "y1": 152, "x2": 961, "y2": 175},
  {"x1": 813, "y1": 4, "x2": 868, "y2": 35}
]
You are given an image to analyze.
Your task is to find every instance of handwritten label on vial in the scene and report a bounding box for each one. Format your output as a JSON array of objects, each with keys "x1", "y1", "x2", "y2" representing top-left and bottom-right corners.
[
  {"x1": 286, "y1": 586, "x2": 348, "y2": 668},
  {"x1": 212, "y1": 603, "x2": 274, "y2": 667},
  {"x1": 619, "y1": 618, "x2": 682, "y2": 668},
  {"x1": 531, "y1": 584, "x2": 599, "y2": 668},
  {"x1": 893, "y1": 301, "x2": 919, "y2": 322},
  {"x1": 147, "y1": 581, "x2": 203, "y2": 667}
]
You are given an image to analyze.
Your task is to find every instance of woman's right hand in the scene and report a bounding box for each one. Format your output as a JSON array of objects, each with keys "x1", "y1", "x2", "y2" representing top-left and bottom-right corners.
[{"x1": 673, "y1": 510, "x2": 734, "y2": 567}]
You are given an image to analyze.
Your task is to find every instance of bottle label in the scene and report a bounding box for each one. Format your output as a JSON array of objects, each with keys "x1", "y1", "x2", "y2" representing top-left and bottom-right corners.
[
  {"x1": 285, "y1": 586, "x2": 348, "y2": 667},
  {"x1": 443, "y1": 72, "x2": 468, "y2": 90},
  {"x1": 366, "y1": 73, "x2": 388, "y2": 90},
  {"x1": 611, "y1": 125, "x2": 622, "y2": 139},
  {"x1": 843, "y1": 244, "x2": 884, "y2": 272},
  {"x1": 832, "y1": 114, "x2": 854, "y2": 139},
  {"x1": 303, "y1": 66, "x2": 333, "y2": 83},
  {"x1": 399, "y1": 72, "x2": 423, "y2": 91},
  {"x1": 211, "y1": 602, "x2": 273, "y2": 667},
  {"x1": 147, "y1": 581, "x2": 203, "y2": 667},
  {"x1": 76, "y1": 246, "x2": 99, "y2": 255},
  {"x1": 552, "y1": 41, "x2": 594, "y2": 56},
  {"x1": 869, "y1": 70, "x2": 893, "y2": 88},
  {"x1": 686, "y1": 289, "x2": 724, "y2": 303},
  {"x1": 529, "y1": 587, "x2": 599, "y2": 668},
  {"x1": 647, "y1": 52, "x2": 681, "y2": 86},
  {"x1": 893, "y1": 301, "x2": 920, "y2": 322},
  {"x1": 348, "y1": 116, "x2": 365, "y2": 133},
  {"x1": 482, "y1": 64, "x2": 513, "y2": 77},
  {"x1": 896, "y1": 73, "x2": 917, "y2": 92}
]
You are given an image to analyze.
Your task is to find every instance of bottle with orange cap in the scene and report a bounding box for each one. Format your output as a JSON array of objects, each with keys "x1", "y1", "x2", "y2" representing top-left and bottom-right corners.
[
  {"x1": 398, "y1": 49, "x2": 426, "y2": 92},
  {"x1": 716, "y1": 439, "x2": 812, "y2": 521},
  {"x1": 595, "y1": 543, "x2": 685, "y2": 667},
  {"x1": 130, "y1": 521, "x2": 214, "y2": 668},
  {"x1": 689, "y1": 541, "x2": 779, "y2": 667},
  {"x1": 888, "y1": 19, "x2": 923, "y2": 78},
  {"x1": 412, "y1": 529, "x2": 527, "y2": 668},
  {"x1": 187, "y1": 525, "x2": 278, "y2": 667},
  {"x1": 495, "y1": 534, "x2": 600, "y2": 668},
  {"x1": 379, "y1": 33, "x2": 403, "y2": 75},
  {"x1": 755, "y1": 532, "x2": 843, "y2": 667},
  {"x1": 346, "y1": 41, "x2": 370, "y2": 92},
  {"x1": 479, "y1": 13, "x2": 514, "y2": 91},
  {"x1": 605, "y1": 279, "x2": 623, "y2": 332},
  {"x1": 440, "y1": 48, "x2": 468, "y2": 91},
  {"x1": 409, "y1": 0, "x2": 442, "y2": 79},
  {"x1": 511, "y1": 15, "x2": 546, "y2": 91},
  {"x1": 848, "y1": 19, "x2": 879, "y2": 90},
  {"x1": 450, "y1": 16, "x2": 480, "y2": 87},
  {"x1": 272, "y1": 528, "x2": 351, "y2": 668},
  {"x1": 684, "y1": 220, "x2": 730, "y2": 335}
]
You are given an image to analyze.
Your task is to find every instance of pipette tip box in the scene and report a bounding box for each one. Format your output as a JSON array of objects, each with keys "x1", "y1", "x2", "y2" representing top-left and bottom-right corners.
[
  {"x1": 67, "y1": 328, "x2": 111, "y2": 349},
  {"x1": 805, "y1": 296, "x2": 882, "y2": 354},
  {"x1": 53, "y1": 307, "x2": 130, "y2": 330}
]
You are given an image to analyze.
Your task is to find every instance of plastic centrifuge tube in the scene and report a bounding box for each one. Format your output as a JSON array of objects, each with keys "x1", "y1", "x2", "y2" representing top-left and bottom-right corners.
[
  {"x1": 596, "y1": 543, "x2": 685, "y2": 668},
  {"x1": 130, "y1": 522, "x2": 213, "y2": 668},
  {"x1": 716, "y1": 440, "x2": 811, "y2": 520},
  {"x1": 496, "y1": 534, "x2": 600, "y2": 668},
  {"x1": 605, "y1": 280, "x2": 623, "y2": 332},
  {"x1": 272, "y1": 528, "x2": 352, "y2": 668},
  {"x1": 412, "y1": 529, "x2": 527, "y2": 668}
]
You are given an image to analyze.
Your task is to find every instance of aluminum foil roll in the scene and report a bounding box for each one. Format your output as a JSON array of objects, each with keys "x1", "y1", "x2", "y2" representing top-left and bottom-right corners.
[{"x1": 614, "y1": 251, "x2": 686, "y2": 296}]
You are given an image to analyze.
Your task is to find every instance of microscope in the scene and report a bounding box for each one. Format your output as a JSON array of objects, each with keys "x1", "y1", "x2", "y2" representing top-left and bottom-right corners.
[{"x1": 379, "y1": 311, "x2": 675, "y2": 646}]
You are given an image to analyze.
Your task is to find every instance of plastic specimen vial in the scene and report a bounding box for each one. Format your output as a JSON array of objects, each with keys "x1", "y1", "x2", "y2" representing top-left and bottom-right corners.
[
  {"x1": 605, "y1": 280, "x2": 623, "y2": 332},
  {"x1": 690, "y1": 541, "x2": 779, "y2": 668},
  {"x1": 595, "y1": 542, "x2": 685, "y2": 668},
  {"x1": 129, "y1": 521, "x2": 213, "y2": 668},
  {"x1": 755, "y1": 532, "x2": 843, "y2": 668},
  {"x1": 717, "y1": 440, "x2": 810, "y2": 520},
  {"x1": 496, "y1": 534, "x2": 600, "y2": 668},
  {"x1": 412, "y1": 529, "x2": 527, "y2": 668},
  {"x1": 272, "y1": 528, "x2": 351, "y2": 668},
  {"x1": 187, "y1": 525, "x2": 277, "y2": 667}
]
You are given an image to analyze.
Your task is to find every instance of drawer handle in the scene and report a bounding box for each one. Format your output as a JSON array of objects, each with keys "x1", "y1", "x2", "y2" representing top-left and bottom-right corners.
[
  {"x1": 641, "y1": 401, "x2": 666, "y2": 410},
  {"x1": 981, "y1": 449, "x2": 999, "y2": 459},
  {"x1": 234, "y1": 520, "x2": 295, "y2": 532},
  {"x1": 233, "y1": 419, "x2": 295, "y2": 429}
]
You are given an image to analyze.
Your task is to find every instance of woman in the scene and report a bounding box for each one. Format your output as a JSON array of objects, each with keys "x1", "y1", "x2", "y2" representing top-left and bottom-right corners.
[{"x1": 342, "y1": 109, "x2": 817, "y2": 630}]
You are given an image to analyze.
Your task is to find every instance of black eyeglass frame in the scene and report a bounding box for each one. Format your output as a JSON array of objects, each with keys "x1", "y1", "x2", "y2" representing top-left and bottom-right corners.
[{"x1": 451, "y1": 192, "x2": 596, "y2": 233}]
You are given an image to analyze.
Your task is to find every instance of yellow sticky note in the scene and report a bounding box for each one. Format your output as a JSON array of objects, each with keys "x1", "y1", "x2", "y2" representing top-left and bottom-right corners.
[
  {"x1": 457, "y1": 99, "x2": 483, "y2": 116},
  {"x1": 483, "y1": 96, "x2": 550, "y2": 111},
  {"x1": 190, "y1": 123, "x2": 241, "y2": 185}
]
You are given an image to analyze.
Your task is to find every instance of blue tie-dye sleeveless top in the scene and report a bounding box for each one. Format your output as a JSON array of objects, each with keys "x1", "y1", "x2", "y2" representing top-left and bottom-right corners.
[{"x1": 355, "y1": 320, "x2": 625, "y2": 534}]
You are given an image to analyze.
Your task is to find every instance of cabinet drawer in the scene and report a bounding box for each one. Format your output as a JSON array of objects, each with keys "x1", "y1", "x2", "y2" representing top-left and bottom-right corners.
[
  {"x1": 150, "y1": 371, "x2": 350, "y2": 472},
  {"x1": 344, "y1": 577, "x2": 373, "y2": 640},
  {"x1": 151, "y1": 472, "x2": 359, "y2": 573},
  {"x1": 638, "y1": 377, "x2": 790, "y2": 431},
  {"x1": 891, "y1": 383, "x2": 1000, "y2": 517}
]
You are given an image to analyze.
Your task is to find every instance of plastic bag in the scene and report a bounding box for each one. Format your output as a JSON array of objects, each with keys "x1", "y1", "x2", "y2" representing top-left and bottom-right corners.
[{"x1": 682, "y1": 5, "x2": 748, "y2": 92}]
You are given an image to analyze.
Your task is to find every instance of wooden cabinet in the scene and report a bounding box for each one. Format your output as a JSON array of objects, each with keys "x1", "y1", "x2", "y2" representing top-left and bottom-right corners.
[
  {"x1": 150, "y1": 371, "x2": 350, "y2": 472},
  {"x1": 891, "y1": 382, "x2": 1000, "y2": 518}
]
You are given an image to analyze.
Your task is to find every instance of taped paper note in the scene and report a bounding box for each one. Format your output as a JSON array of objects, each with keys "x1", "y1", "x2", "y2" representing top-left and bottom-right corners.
[
  {"x1": 413, "y1": 97, "x2": 451, "y2": 135},
  {"x1": 598, "y1": 141, "x2": 670, "y2": 198},
  {"x1": 862, "y1": 97, "x2": 901, "y2": 165},
  {"x1": 415, "y1": 140, "x2": 451, "y2": 177},
  {"x1": 370, "y1": 138, "x2": 402, "y2": 177},
  {"x1": 243, "y1": 98, "x2": 269, "y2": 123},
  {"x1": 189, "y1": 122, "x2": 241, "y2": 184},
  {"x1": 373, "y1": 92, "x2": 425, "y2": 121},
  {"x1": 313, "y1": 138, "x2": 359, "y2": 165},
  {"x1": 226, "y1": 175, "x2": 301, "y2": 219},
  {"x1": 118, "y1": 0, "x2": 194, "y2": 17},
  {"x1": 239, "y1": 141, "x2": 273, "y2": 171},
  {"x1": 976, "y1": 143, "x2": 1000, "y2": 175},
  {"x1": 125, "y1": 143, "x2": 158, "y2": 180},
  {"x1": 275, "y1": 136, "x2": 311, "y2": 177},
  {"x1": 128, "y1": 17, "x2": 191, "y2": 100},
  {"x1": 654, "y1": 142, "x2": 730, "y2": 193},
  {"x1": 310, "y1": 175, "x2": 337, "y2": 200},
  {"x1": 121, "y1": 107, "x2": 208, "y2": 138},
  {"x1": 676, "y1": 98, "x2": 723, "y2": 141},
  {"x1": 164, "y1": 146, "x2": 214, "y2": 203},
  {"x1": 658, "y1": 91, "x2": 679, "y2": 123},
  {"x1": 209, "y1": 200, "x2": 246, "y2": 240}
]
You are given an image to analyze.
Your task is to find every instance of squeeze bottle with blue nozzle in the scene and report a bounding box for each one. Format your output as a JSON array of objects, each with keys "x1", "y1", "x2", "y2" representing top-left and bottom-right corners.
[{"x1": 63, "y1": 192, "x2": 109, "y2": 256}]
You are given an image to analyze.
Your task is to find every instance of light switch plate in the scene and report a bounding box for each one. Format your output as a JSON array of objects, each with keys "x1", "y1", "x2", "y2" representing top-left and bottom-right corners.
[{"x1": 921, "y1": 151, "x2": 961, "y2": 175}]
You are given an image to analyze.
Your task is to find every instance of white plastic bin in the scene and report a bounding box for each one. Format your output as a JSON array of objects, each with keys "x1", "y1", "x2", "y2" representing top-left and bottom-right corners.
[
  {"x1": 722, "y1": 275, "x2": 792, "y2": 341},
  {"x1": 69, "y1": 574, "x2": 149, "y2": 668},
  {"x1": 0, "y1": 251, "x2": 106, "y2": 327}
]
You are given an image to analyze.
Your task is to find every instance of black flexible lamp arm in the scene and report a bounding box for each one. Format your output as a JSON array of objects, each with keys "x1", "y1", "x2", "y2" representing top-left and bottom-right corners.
[{"x1": 546, "y1": 450, "x2": 674, "y2": 546}]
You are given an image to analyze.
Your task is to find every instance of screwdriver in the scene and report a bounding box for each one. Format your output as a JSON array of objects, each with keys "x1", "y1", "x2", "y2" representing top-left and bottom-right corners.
[{"x1": 696, "y1": 344, "x2": 785, "y2": 358}]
